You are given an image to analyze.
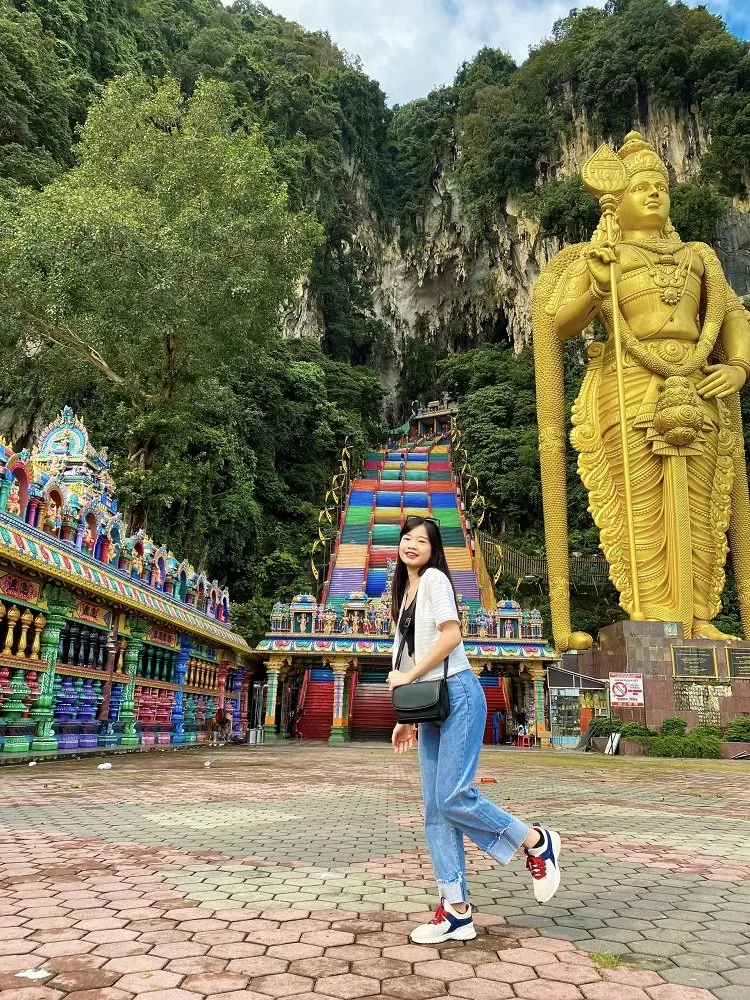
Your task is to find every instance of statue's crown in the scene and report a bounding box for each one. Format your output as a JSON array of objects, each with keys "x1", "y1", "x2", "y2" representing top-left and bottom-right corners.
[{"x1": 618, "y1": 130, "x2": 669, "y2": 183}]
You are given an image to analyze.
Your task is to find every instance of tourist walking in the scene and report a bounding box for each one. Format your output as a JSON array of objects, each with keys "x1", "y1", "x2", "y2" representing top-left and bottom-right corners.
[{"x1": 387, "y1": 515, "x2": 561, "y2": 944}]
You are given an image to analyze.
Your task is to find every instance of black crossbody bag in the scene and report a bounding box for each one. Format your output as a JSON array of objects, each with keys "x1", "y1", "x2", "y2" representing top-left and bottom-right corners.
[{"x1": 391, "y1": 602, "x2": 450, "y2": 724}]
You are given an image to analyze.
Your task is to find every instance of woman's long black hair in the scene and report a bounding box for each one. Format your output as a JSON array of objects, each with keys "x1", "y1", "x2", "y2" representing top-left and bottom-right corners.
[{"x1": 390, "y1": 515, "x2": 459, "y2": 622}]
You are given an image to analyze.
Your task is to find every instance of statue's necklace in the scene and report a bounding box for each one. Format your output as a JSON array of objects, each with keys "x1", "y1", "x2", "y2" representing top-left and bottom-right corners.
[{"x1": 629, "y1": 243, "x2": 692, "y2": 306}]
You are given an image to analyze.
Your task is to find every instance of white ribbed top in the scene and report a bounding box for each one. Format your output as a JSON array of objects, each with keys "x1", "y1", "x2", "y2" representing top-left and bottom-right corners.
[{"x1": 393, "y1": 567, "x2": 471, "y2": 682}]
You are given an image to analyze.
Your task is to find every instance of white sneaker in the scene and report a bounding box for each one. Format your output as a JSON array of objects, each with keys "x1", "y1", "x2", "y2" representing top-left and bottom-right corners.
[
  {"x1": 525, "y1": 827, "x2": 562, "y2": 903},
  {"x1": 409, "y1": 900, "x2": 476, "y2": 945}
]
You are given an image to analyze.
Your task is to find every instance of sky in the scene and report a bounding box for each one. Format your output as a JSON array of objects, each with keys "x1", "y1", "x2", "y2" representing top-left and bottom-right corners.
[{"x1": 251, "y1": 0, "x2": 750, "y2": 106}]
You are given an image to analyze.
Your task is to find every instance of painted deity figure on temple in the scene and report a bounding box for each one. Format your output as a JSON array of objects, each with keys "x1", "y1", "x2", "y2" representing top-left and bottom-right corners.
[
  {"x1": 6, "y1": 478, "x2": 21, "y2": 517},
  {"x1": 504, "y1": 619, "x2": 514, "y2": 640},
  {"x1": 534, "y1": 131, "x2": 750, "y2": 650},
  {"x1": 82, "y1": 522, "x2": 96, "y2": 554},
  {"x1": 42, "y1": 498, "x2": 60, "y2": 536}
]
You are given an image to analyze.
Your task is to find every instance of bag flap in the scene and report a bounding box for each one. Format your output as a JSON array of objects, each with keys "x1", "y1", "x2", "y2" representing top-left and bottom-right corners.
[{"x1": 392, "y1": 680, "x2": 442, "y2": 711}]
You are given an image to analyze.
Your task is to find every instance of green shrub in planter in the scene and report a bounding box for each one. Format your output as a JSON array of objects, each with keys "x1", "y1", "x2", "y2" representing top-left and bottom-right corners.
[
  {"x1": 619, "y1": 723, "x2": 653, "y2": 740},
  {"x1": 725, "y1": 718, "x2": 750, "y2": 742},
  {"x1": 659, "y1": 716, "x2": 687, "y2": 737},
  {"x1": 684, "y1": 734, "x2": 722, "y2": 758},
  {"x1": 590, "y1": 717, "x2": 621, "y2": 736},
  {"x1": 689, "y1": 724, "x2": 724, "y2": 741},
  {"x1": 648, "y1": 736, "x2": 688, "y2": 757}
]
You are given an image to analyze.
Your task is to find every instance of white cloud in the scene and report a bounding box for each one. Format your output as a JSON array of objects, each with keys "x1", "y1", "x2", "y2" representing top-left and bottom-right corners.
[
  {"x1": 253, "y1": 0, "x2": 587, "y2": 105},
  {"x1": 242, "y1": 0, "x2": 748, "y2": 106}
]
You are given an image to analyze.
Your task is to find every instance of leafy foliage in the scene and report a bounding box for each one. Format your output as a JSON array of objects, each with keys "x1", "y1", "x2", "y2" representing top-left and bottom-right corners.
[
  {"x1": 533, "y1": 177, "x2": 600, "y2": 244},
  {"x1": 0, "y1": 72, "x2": 387, "y2": 641},
  {"x1": 659, "y1": 716, "x2": 688, "y2": 738},
  {"x1": 0, "y1": 1, "x2": 74, "y2": 189},
  {"x1": 618, "y1": 723, "x2": 653, "y2": 740},
  {"x1": 648, "y1": 733, "x2": 722, "y2": 758},
  {"x1": 725, "y1": 718, "x2": 750, "y2": 742},
  {"x1": 669, "y1": 182, "x2": 728, "y2": 243}
]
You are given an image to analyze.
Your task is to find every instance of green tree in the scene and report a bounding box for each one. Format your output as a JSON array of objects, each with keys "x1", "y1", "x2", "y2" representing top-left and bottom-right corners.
[
  {"x1": 0, "y1": 73, "x2": 321, "y2": 528},
  {"x1": 0, "y1": 1, "x2": 74, "y2": 188},
  {"x1": 0, "y1": 73, "x2": 320, "y2": 411},
  {"x1": 669, "y1": 181, "x2": 728, "y2": 243}
]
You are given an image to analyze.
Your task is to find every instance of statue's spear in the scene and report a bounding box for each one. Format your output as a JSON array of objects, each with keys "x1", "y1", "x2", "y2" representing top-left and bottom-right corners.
[{"x1": 582, "y1": 145, "x2": 645, "y2": 621}]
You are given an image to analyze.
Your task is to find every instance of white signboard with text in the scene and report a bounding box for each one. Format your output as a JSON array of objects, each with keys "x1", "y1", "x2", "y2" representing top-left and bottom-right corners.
[{"x1": 609, "y1": 672, "x2": 645, "y2": 708}]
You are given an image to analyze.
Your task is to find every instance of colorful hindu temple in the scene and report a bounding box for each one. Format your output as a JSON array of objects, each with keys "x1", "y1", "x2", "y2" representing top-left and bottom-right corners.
[
  {"x1": 0, "y1": 408, "x2": 257, "y2": 756},
  {"x1": 257, "y1": 414, "x2": 559, "y2": 745}
]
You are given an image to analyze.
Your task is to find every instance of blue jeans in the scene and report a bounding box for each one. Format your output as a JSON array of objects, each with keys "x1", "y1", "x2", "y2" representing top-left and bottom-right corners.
[{"x1": 418, "y1": 669, "x2": 529, "y2": 904}]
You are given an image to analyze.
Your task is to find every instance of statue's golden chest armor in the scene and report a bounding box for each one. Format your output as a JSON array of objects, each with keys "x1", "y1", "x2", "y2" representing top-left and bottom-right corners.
[{"x1": 617, "y1": 245, "x2": 705, "y2": 341}]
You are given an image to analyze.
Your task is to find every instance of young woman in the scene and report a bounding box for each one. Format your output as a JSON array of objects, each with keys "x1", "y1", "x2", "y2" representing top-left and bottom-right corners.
[{"x1": 387, "y1": 515, "x2": 561, "y2": 945}]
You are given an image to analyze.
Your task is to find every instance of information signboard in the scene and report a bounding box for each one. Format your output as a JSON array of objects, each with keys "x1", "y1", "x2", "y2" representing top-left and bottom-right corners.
[
  {"x1": 609, "y1": 673, "x2": 645, "y2": 708},
  {"x1": 672, "y1": 646, "x2": 718, "y2": 679},
  {"x1": 728, "y1": 649, "x2": 750, "y2": 680}
]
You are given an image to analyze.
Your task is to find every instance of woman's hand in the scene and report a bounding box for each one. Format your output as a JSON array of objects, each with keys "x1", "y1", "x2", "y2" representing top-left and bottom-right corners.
[
  {"x1": 585, "y1": 243, "x2": 620, "y2": 292},
  {"x1": 387, "y1": 670, "x2": 411, "y2": 691},
  {"x1": 392, "y1": 723, "x2": 417, "y2": 754},
  {"x1": 697, "y1": 363, "x2": 747, "y2": 399}
]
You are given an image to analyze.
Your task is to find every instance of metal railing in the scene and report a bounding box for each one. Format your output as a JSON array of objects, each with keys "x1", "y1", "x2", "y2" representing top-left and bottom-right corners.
[{"x1": 477, "y1": 531, "x2": 609, "y2": 588}]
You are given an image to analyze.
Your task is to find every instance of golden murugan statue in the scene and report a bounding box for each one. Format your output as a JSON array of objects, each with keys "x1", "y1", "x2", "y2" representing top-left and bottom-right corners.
[{"x1": 534, "y1": 131, "x2": 750, "y2": 651}]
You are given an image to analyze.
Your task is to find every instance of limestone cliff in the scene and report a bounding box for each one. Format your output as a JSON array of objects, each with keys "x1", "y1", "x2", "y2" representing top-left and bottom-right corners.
[{"x1": 340, "y1": 102, "x2": 750, "y2": 358}]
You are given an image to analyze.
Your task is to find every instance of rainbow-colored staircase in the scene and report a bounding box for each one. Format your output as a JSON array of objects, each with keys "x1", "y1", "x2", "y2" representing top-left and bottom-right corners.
[{"x1": 322, "y1": 440, "x2": 481, "y2": 612}]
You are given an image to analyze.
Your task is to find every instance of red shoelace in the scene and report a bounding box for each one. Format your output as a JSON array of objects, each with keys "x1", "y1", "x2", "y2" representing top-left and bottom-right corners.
[
  {"x1": 429, "y1": 905, "x2": 447, "y2": 924},
  {"x1": 526, "y1": 854, "x2": 547, "y2": 880}
]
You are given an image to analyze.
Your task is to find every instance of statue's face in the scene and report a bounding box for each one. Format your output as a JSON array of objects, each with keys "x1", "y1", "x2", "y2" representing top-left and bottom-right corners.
[{"x1": 617, "y1": 170, "x2": 670, "y2": 232}]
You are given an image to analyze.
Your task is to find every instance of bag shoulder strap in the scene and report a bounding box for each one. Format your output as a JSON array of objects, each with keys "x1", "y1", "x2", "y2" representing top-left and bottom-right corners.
[{"x1": 394, "y1": 603, "x2": 450, "y2": 681}]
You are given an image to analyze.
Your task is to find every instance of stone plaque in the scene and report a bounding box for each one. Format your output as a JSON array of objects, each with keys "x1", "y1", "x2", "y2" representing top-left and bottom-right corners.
[
  {"x1": 672, "y1": 646, "x2": 717, "y2": 680},
  {"x1": 728, "y1": 649, "x2": 750, "y2": 680}
]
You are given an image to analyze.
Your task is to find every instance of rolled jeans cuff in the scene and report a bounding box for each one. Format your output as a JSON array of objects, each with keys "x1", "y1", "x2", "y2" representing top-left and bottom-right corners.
[
  {"x1": 485, "y1": 816, "x2": 529, "y2": 865},
  {"x1": 437, "y1": 873, "x2": 466, "y2": 905}
]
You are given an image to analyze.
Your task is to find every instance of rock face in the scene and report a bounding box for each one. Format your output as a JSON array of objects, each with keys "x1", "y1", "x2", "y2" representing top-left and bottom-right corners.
[{"x1": 337, "y1": 101, "x2": 750, "y2": 357}]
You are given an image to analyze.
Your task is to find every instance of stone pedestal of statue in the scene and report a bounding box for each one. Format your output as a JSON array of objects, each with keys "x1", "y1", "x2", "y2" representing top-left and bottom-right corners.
[{"x1": 564, "y1": 621, "x2": 750, "y2": 731}]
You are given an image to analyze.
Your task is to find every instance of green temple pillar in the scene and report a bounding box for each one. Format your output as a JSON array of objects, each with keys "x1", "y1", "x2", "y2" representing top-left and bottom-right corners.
[
  {"x1": 263, "y1": 658, "x2": 284, "y2": 741},
  {"x1": 329, "y1": 657, "x2": 351, "y2": 746},
  {"x1": 30, "y1": 587, "x2": 75, "y2": 752},
  {"x1": 2, "y1": 669, "x2": 32, "y2": 753},
  {"x1": 119, "y1": 618, "x2": 148, "y2": 747},
  {"x1": 0, "y1": 476, "x2": 12, "y2": 513},
  {"x1": 529, "y1": 663, "x2": 551, "y2": 747}
]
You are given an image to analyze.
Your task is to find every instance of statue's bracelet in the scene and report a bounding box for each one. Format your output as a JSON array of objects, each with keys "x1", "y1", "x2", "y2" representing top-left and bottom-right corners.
[
  {"x1": 589, "y1": 281, "x2": 608, "y2": 301},
  {"x1": 727, "y1": 358, "x2": 750, "y2": 377}
]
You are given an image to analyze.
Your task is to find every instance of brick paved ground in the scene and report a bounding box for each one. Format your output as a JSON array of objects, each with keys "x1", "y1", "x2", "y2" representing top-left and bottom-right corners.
[{"x1": 0, "y1": 745, "x2": 749, "y2": 1000}]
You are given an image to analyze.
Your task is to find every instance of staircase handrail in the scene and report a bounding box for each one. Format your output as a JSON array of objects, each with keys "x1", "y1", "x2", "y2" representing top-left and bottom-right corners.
[
  {"x1": 476, "y1": 530, "x2": 609, "y2": 588},
  {"x1": 314, "y1": 436, "x2": 354, "y2": 601}
]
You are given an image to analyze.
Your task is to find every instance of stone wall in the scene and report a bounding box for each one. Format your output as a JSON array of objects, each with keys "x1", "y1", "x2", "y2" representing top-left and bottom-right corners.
[{"x1": 564, "y1": 620, "x2": 750, "y2": 730}]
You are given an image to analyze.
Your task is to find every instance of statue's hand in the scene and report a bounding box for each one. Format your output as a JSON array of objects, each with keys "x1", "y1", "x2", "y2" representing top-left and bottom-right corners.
[
  {"x1": 585, "y1": 244, "x2": 621, "y2": 292},
  {"x1": 697, "y1": 363, "x2": 747, "y2": 399}
]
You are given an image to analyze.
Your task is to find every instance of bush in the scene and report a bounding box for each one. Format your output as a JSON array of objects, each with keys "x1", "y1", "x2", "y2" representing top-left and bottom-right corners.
[
  {"x1": 648, "y1": 733, "x2": 722, "y2": 758},
  {"x1": 590, "y1": 717, "x2": 621, "y2": 736},
  {"x1": 648, "y1": 736, "x2": 689, "y2": 758},
  {"x1": 619, "y1": 723, "x2": 653, "y2": 741},
  {"x1": 689, "y1": 724, "x2": 724, "y2": 741},
  {"x1": 684, "y1": 734, "x2": 723, "y2": 759},
  {"x1": 725, "y1": 718, "x2": 750, "y2": 742},
  {"x1": 660, "y1": 716, "x2": 688, "y2": 737}
]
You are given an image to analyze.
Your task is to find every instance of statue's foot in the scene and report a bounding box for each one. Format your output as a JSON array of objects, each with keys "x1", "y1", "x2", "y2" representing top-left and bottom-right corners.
[{"x1": 691, "y1": 619, "x2": 740, "y2": 641}]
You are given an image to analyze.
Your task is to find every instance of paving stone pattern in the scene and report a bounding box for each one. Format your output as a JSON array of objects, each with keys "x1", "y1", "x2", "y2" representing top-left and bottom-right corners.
[{"x1": 0, "y1": 745, "x2": 748, "y2": 1000}]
